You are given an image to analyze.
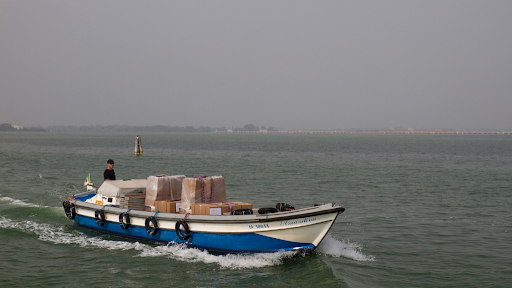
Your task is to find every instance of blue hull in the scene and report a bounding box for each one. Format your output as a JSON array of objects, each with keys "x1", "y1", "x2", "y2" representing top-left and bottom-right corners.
[{"x1": 74, "y1": 214, "x2": 315, "y2": 254}]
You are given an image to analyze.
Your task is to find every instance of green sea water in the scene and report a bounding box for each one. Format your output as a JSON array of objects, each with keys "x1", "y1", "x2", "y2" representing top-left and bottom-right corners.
[{"x1": 0, "y1": 132, "x2": 511, "y2": 287}]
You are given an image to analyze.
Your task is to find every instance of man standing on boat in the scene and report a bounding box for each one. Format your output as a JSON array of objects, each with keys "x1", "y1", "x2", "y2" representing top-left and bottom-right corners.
[{"x1": 104, "y1": 159, "x2": 116, "y2": 181}]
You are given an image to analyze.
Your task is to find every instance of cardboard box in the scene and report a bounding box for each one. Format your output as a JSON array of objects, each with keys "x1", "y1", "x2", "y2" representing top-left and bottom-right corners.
[
  {"x1": 180, "y1": 177, "x2": 212, "y2": 210},
  {"x1": 155, "y1": 200, "x2": 166, "y2": 212},
  {"x1": 227, "y1": 202, "x2": 253, "y2": 210},
  {"x1": 168, "y1": 201, "x2": 181, "y2": 213},
  {"x1": 220, "y1": 202, "x2": 241, "y2": 212},
  {"x1": 192, "y1": 203, "x2": 231, "y2": 215},
  {"x1": 155, "y1": 200, "x2": 181, "y2": 213},
  {"x1": 167, "y1": 175, "x2": 185, "y2": 201},
  {"x1": 180, "y1": 176, "x2": 227, "y2": 210},
  {"x1": 145, "y1": 176, "x2": 170, "y2": 206},
  {"x1": 210, "y1": 176, "x2": 227, "y2": 203}
]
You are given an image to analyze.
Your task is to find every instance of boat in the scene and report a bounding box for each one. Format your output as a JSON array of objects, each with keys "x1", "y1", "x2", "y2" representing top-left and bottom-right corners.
[{"x1": 63, "y1": 177, "x2": 345, "y2": 254}]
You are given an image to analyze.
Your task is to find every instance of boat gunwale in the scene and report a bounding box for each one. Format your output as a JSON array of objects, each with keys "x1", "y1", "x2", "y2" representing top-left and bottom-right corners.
[{"x1": 71, "y1": 199, "x2": 345, "y2": 224}]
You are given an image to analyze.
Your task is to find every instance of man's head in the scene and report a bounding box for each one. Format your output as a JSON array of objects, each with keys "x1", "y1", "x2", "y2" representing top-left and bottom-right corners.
[{"x1": 107, "y1": 159, "x2": 114, "y2": 169}]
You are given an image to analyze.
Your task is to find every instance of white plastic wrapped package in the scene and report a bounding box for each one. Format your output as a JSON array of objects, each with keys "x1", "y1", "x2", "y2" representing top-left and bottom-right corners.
[
  {"x1": 210, "y1": 176, "x2": 226, "y2": 203},
  {"x1": 145, "y1": 175, "x2": 170, "y2": 206},
  {"x1": 180, "y1": 176, "x2": 226, "y2": 210},
  {"x1": 180, "y1": 177, "x2": 210, "y2": 211},
  {"x1": 167, "y1": 175, "x2": 185, "y2": 201}
]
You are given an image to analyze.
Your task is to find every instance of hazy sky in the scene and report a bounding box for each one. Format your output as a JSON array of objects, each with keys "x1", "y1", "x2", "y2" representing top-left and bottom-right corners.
[{"x1": 1, "y1": 1, "x2": 511, "y2": 130}]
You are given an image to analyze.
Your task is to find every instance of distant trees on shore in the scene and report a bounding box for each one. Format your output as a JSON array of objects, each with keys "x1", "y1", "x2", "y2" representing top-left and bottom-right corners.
[
  {"x1": 45, "y1": 124, "x2": 277, "y2": 133},
  {"x1": 45, "y1": 125, "x2": 223, "y2": 133},
  {"x1": 0, "y1": 123, "x2": 280, "y2": 133},
  {"x1": 0, "y1": 123, "x2": 45, "y2": 132},
  {"x1": 0, "y1": 122, "x2": 285, "y2": 133},
  {"x1": 240, "y1": 124, "x2": 275, "y2": 131},
  {"x1": 0, "y1": 123, "x2": 16, "y2": 131}
]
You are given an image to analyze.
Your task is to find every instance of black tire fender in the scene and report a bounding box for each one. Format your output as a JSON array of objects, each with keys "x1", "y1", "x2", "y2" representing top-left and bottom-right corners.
[
  {"x1": 63, "y1": 201, "x2": 76, "y2": 220},
  {"x1": 145, "y1": 216, "x2": 158, "y2": 236},
  {"x1": 95, "y1": 209, "x2": 106, "y2": 226},
  {"x1": 119, "y1": 213, "x2": 131, "y2": 229},
  {"x1": 258, "y1": 207, "x2": 279, "y2": 214},
  {"x1": 175, "y1": 220, "x2": 190, "y2": 240},
  {"x1": 68, "y1": 204, "x2": 76, "y2": 220}
]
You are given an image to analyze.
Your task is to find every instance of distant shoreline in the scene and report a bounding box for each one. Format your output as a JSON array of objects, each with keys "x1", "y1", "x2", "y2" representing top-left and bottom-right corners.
[
  {"x1": 217, "y1": 130, "x2": 512, "y2": 135},
  {"x1": 2, "y1": 129, "x2": 511, "y2": 135},
  {"x1": 2, "y1": 122, "x2": 511, "y2": 135}
]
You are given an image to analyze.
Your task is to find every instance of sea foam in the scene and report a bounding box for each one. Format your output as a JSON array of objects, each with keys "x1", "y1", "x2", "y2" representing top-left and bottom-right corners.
[
  {"x1": 316, "y1": 234, "x2": 375, "y2": 261},
  {"x1": 0, "y1": 196, "x2": 47, "y2": 208},
  {"x1": 137, "y1": 243, "x2": 298, "y2": 269},
  {"x1": 0, "y1": 216, "x2": 298, "y2": 269}
]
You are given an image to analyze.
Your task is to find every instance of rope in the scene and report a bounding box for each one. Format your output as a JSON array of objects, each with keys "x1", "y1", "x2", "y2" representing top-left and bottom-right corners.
[
  {"x1": 201, "y1": 178, "x2": 205, "y2": 202},
  {"x1": 223, "y1": 201, "x2": 234, "y2": 212},
  {"x1": 153, "y1": 211, "x2": 160, "y2": 218},
  {"x1": 210, "y1": 177, "x2": 215, "y2": 203},
  {"x1": 194, "y1": 175, "x2": 208, "y2": 203},
  {"x1": 181, "y1": 212, "x2": 190, "y2": 221},
  {"x1": 193, "y1": 175, "x2": 216, "y2": 203}
]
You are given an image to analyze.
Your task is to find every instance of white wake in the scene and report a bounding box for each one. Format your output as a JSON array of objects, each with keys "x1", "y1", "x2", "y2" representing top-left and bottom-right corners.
[
  {"x1": 316, "y1": 234, "x2": 375, "y2": 261},
  {"x1": 0, "y1": 195, "x2": 48, "y2": 208},
  {"x1": 0, "y1": 216, "x2": 299, "y2": 269}
]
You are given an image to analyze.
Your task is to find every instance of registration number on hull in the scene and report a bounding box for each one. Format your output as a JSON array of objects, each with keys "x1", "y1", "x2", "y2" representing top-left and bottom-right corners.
[{"x1": 248, "y1": 224, "x2": 269, "y2": 229}]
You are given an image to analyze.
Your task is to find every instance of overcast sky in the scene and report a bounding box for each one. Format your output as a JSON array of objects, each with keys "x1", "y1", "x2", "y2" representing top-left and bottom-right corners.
[{"x1": 1, "y1": 1, "x2": 511, "y2": 130}]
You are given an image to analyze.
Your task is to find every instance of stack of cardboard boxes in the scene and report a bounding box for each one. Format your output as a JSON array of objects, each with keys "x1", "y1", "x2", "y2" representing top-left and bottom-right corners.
[
  {"x1": 180, "y1": 176, "x2": 227, "y2": 212},
  {"x1": 145, "y1": 175, "x2": 185, "y2": 212},
  {"x1": 191, "y1": 201, "x2": 253, "y2": 215},
  {"x1": 145, "y1": 174, "x2": 253, "y2": 215},
  {"x1": 119, "y1": 191, "x2": 146, "y2": 210}
]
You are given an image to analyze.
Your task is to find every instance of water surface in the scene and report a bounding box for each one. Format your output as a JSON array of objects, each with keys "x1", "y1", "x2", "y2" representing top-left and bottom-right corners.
[{"x1": 1, "y1": 132, "x2": 511, "y2": 287}]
